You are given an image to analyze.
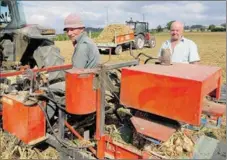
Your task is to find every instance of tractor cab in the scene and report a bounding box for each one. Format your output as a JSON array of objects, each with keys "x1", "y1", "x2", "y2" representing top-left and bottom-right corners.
[
  {"x1": 125, "y1": 18, "x2": 149, "y2": 36},
  {"x1": 0, "y1": 0, "x2": 26, "y2": 29},
  {"x1": 125, "y1": 18, "x2": 155, "y2": 49}
]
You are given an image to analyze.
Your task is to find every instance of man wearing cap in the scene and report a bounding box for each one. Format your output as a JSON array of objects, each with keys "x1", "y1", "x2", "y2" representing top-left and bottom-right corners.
[
  {"x1": 46, "y1": 13, "x2": 100, "y2": 123},
  {"x1": 63, "y1": 13, "x2": 100, "y2": 69}
]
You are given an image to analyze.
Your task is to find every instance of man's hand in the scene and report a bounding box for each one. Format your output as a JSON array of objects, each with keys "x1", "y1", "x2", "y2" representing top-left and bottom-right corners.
[{"x1": 159, "y1": 48, "x2": 172, "y2": 65}]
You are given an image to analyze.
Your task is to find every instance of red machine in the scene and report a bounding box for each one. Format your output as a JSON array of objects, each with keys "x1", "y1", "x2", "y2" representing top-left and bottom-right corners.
[
  {"x1": 120, "y1": 63, "x2": 222, "y2": 126},
  {"x1": 0, "y1": 61, "x2": 225, "y2": 159},
  {"x1": 2, "y1": 94, "x2": 46, "y2": 145},
  {"x1": 65, "y1": 68, "x2": 100, "y2": 115}
]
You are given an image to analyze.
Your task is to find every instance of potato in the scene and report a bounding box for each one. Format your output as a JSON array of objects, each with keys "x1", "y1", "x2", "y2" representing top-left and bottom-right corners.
[
  {"x1": 183, "y1": 136, "x2": 193, "y2": 146},
  {"x1": 175, "y1": 146, "x2": 183, "y2": 154},
  {"x1": 174, "y1": 138, "x2": 182, "y2": 146},
  {"x1": 183, "y1": 143, "x2": 193, "y2": 152}
]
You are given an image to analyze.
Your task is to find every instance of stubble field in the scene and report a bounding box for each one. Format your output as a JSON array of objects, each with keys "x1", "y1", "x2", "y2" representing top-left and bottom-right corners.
[{"x1": 55, "y1": 32, "x2": 226, "y2": 83}]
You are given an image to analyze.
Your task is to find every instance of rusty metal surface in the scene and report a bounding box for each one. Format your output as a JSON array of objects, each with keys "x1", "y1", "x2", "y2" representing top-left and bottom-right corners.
[
  {"x1": 104, "y1": 135, "x2": 152, "y2": 159},
  {"x1": 130, "y1": 116, "x2": 176, "y2": 142},
  {"x1": 2, "y1": 94, "x2": 46, "y2": 144},
  {"x1": 64, "y1": 120, "x2": 96, "y2": 156},
  {"x1": 0, "y1": 64, "x2": 72, "y2": 78},
  {"x1": 120, "y1": 63, "x2": 222, "y2": 126},
  {"x1": 202, "y1": 101, "x2": 226, "y2": 117}
]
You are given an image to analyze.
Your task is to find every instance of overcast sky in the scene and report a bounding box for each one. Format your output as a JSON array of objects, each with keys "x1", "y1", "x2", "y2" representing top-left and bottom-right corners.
[{"x1": 21, "y1": 1, "x2": 226, "y2": 33}]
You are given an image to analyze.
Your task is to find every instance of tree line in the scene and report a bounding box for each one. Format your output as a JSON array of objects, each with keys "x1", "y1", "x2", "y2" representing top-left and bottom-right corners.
[{"x1": 154, "y1": 21, "x2": 226, "y2": 32}]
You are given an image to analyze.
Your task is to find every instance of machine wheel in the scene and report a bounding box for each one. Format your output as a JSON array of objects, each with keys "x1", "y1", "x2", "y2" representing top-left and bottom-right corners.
[
  {"x1": 134, "y1": 34, "x2": 145, "y2": 49},
  {"x1": 114, "y1": 45, "x2": 123, "y2": 55},
  {"x1": 148, "y1": 36, "x2": 156, "y2": 48}
]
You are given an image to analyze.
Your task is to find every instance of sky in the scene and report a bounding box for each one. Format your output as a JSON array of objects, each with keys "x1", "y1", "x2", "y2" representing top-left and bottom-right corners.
[{"x1": 20, "y1": 1, "x2": 226, "y2": 33}]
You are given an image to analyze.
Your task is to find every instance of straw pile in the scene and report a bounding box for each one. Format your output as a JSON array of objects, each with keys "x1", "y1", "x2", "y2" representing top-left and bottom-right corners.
[
  {"x1": 0, "y1": 130, "x2": 59, "y2": 159},
  {"x1": 94, "y1": 24, "x2": 134, "y2": 43}
]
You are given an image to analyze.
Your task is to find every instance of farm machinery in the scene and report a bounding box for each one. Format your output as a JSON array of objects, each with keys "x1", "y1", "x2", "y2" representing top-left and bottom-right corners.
[
  {"x1": 0, "y1": 49, "x2": 226, "y2": 159},
  {"x1": 0, "y1": 0, "x2": 226, "y2": 159},
  {"x1": 0, "y1": 0, "x2": 63, "y2": 73},
  {"x1": 96, "y1": 18, "x2": 156, "y2": 55},
  {"x1": 125, "y1": 18, "x2": 156, "y2": 49}
]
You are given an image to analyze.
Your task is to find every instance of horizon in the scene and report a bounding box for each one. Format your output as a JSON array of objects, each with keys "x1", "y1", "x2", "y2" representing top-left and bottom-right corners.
[{"x1": 20, "y1": 1, "x2": 226, "y2": 34}]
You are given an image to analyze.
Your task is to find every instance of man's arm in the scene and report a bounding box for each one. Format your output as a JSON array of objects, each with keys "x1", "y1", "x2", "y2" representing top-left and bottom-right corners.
[
  {"x1": 189, "y1": 41, "x2": 200, "y2": 64},
  {"x1": 72, "y1": 43, "x2": 88, "y2": 68}
]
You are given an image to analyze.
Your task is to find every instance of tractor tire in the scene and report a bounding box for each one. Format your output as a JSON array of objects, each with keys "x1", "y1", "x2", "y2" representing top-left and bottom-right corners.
[
  {"x1": 134, "y1": 34, "x2": 145, "y2": 49},
  {"x1": 148, "y1": 36, "x2": 156, "y2": 48},
  {"x1": 114, "y1": 45, "x2": 123, "y2": 55}
]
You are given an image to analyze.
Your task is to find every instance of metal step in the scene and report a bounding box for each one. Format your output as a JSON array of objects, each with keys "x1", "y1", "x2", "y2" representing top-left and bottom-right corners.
[
  {"x1": 193, "y1": 135, "x2": 226, "y2": 159},
  {"x1": 130, "y1": 116, "x2": 176, "y2": 142}
]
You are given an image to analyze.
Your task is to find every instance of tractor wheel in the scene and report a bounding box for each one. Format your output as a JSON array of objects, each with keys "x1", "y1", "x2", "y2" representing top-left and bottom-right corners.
[
  {"x1": 134, "y1": 34, "x2": 145, "y2": 49},
  {"x1": 148, "y1": 36, "x2": 156, "y2": 48},
  {"x1": 114, "y1": 45, "x2": 123, "y2": 55}
]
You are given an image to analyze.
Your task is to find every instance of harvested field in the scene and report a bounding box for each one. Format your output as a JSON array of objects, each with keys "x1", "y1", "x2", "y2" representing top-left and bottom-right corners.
[
  {"x1": 56, "y1": 32, "x2": 226, "y2": 83},
  {"x1": 93, "y1": 24, "x2": 134, "y2": 43}
]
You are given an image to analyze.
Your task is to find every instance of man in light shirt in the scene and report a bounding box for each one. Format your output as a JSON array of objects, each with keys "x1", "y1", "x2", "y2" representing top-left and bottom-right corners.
[
  {"x1": 158, "y1": 21, "x2": 200, "y2": 64},
  {"x1": 158, "y1": 21, "x2": 225, "y2": 113}
]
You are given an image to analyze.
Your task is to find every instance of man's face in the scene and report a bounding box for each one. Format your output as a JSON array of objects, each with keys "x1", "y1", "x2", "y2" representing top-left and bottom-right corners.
[
  {"x1": 66, "y1": 28, "x2": 83, "y2": 42},
  {"x1": 170, "y1": 24, "x2": 183, "y2": 41}
]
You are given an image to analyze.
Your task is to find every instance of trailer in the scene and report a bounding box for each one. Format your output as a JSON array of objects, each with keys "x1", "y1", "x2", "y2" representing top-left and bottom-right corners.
[
  {"x1": 96, "y1": 32, "x2": 135, "y2": 55},
  {"x1": 96, "y1": 19, "x2": 156, "y2": 55}
]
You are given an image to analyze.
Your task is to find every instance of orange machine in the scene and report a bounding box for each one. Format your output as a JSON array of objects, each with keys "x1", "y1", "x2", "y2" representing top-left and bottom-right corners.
[
  {"x1": 2, "y1": 93, "x2": 46, "y2": 145},
  {"x1": 0, "y1": 61, "x2": 225, "y2": 159},
  {"x1": 120, "y1": 63, "x2": 222, "y2": 126},
  {"x1": 65, "y1": 68, "x2": 100, "y2": 115}
]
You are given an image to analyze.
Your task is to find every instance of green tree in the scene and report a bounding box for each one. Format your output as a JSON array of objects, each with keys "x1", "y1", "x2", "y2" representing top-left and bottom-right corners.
[
  {"x1": 156, "y1": 25, "x2": 163, "y2": 32},
  {"x1": 208, "y1": 24, "x2": 215, "y2": 30},
  {"x1": 200, "y1": 28, "x2": 205, "y2": 32},
  {"x1": 166, "y1": 20, "x2": 175, "y2": 30}
]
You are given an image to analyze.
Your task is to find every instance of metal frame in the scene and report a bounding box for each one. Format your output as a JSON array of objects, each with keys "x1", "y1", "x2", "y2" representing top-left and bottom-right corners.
[
  {"x1": 0, "y1": 64, "x2": 72, "y2": 78},
  {"x1": 44, "y1": 60, "x2": 141, "y2": 159},
  {"x1": 45, "y1": 134, "x2": 93, "y2": 159},
  {"x1": 1, "y1": 60, "x2": 160, "y2": 159},
  {"x1": 95, "y1": 60, "x2": 141, "y2": 158}
]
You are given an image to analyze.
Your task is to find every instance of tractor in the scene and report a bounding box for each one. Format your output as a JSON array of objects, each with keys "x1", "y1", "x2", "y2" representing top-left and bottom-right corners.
[
  {"x1": 0, "y1": 0, "x2": 65, "y2": 123},
  {"x1": 125, "y1": 18, "x2": 156, "y2": 49},
  {"x1": 96, "y1": 19, "x2": 156, "y2": 55},
  {"x1": 0, "y1": 0, "x2": 64, "y2": 80}
]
